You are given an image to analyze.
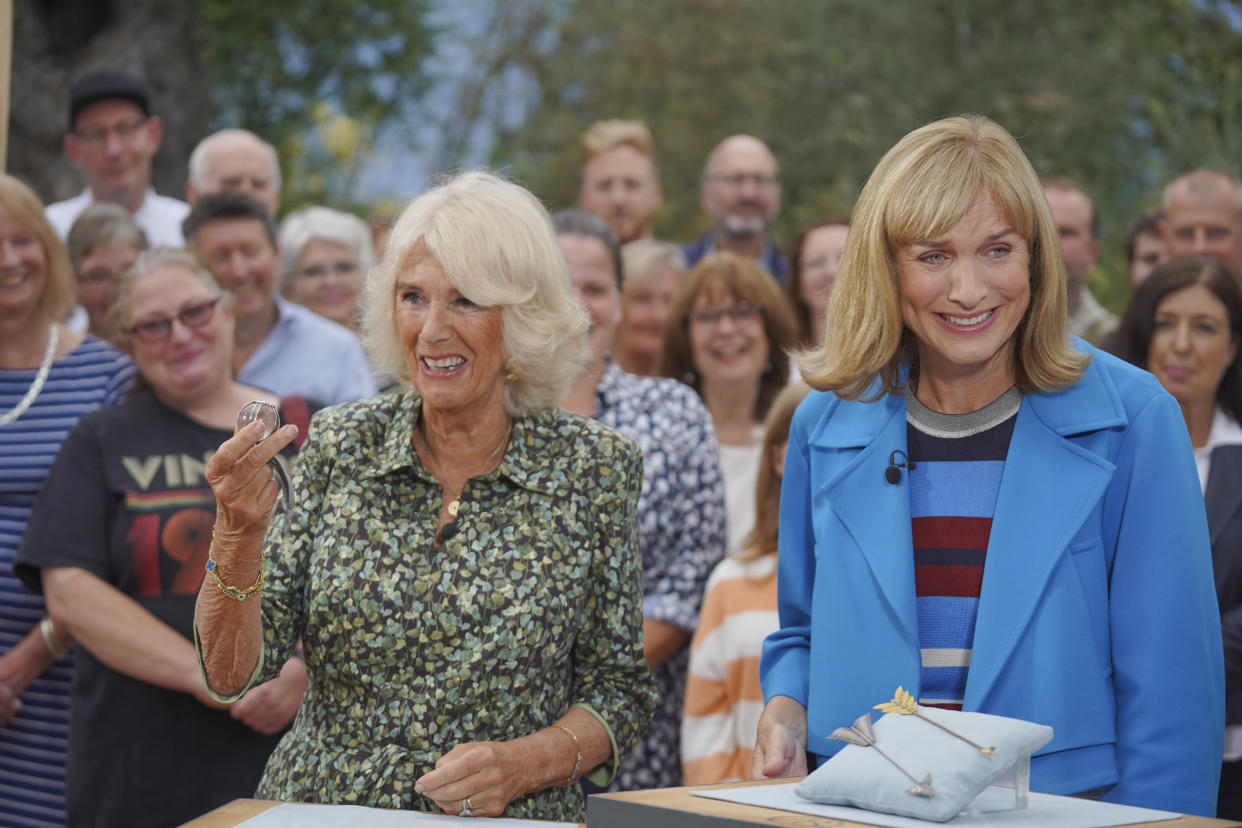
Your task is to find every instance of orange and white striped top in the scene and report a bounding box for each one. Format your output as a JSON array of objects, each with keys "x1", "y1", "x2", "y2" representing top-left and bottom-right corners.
[{"x1": 681, "y1": 552, "x2": 779, "y2": 785}]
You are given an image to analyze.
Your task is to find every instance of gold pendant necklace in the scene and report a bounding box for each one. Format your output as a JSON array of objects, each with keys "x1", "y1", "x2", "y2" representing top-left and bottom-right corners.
[{"x1": 436, "y1": 424, "x2": 513, "y2": 519}]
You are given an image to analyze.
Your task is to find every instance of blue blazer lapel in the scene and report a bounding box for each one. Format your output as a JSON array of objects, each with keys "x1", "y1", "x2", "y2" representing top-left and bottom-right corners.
[
  {"x1": 966, "y1": 362, "x2": 1125, "y2": 708},
  {"x1": 813, "y1": 393, "x2": 920, "y2": 652}
]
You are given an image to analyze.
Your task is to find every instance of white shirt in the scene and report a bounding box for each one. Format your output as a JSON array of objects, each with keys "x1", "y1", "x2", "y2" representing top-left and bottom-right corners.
[
  {"x1": 716, "y1": 426, "x2": 765, "y2": 557},
  {"x1": 45, "y1": 188, "x2": 190, "y2": 247}
]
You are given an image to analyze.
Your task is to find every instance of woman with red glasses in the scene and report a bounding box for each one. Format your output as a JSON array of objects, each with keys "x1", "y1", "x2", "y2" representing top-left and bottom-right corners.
[{"x1": 15, "y1": 248, "x2": 314, "y2": 827}]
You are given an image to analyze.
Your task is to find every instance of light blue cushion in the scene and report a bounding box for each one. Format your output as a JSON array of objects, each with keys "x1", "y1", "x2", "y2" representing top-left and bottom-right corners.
[{"x1": 795, "y1": 708, "x2": 1053, "y2": 822}]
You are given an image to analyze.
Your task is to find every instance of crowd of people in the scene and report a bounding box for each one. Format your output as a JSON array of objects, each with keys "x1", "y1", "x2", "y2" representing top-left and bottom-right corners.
[{"x1": 0, "y1": 66, "x2": 1240, "y2": 826}]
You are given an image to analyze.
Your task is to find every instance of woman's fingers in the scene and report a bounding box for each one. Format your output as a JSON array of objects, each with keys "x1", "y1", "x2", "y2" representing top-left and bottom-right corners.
[
  {"x1": 416, "y1": 742, "x2": 517, "y2": 818},
  {"x1": 207, "y1": 423, "x2": 297, "y2": 484},
  {"x1": 206, "y1": 423, "x2": 298, "y2": 530}
]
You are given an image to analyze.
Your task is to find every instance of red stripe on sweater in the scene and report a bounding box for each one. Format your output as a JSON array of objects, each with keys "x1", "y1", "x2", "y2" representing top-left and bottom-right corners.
[
  {"x1": 915, "y1": 564, "x2": 985, "y2": 597},
  {"x1": 912, "y1": 515, "x2": 992, "y2": 550}
]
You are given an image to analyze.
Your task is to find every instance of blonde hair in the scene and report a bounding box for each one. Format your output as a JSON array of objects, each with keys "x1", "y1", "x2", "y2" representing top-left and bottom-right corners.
[
  {"x1": 580, "y1": 119, "x2": 655, "y2": 161},
  {"x1": 800, "y1": 114, "x2": 1086, "y2": 399},
  {"x1": 362, "y1": 170, "x2": 589, "y2": 415},
  {"x1": 0, "y1": 174, "x2": 75, "y2": 322},
  {"x1": 736, "y1": 381, "x2": 811, "y2": 563},
  {"x1": 661, "y1": 252, "x2": 799, "y2": 422},
  {"x1": 620, "y1": 239, "x2": 685, "y2": 291}
]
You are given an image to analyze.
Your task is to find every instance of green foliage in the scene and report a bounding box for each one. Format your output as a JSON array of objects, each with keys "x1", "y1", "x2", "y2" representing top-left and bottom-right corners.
[
  {"x1": 200, "y1": 0, "x2": 436, "y2": 210},
  {"x1": 484, "y1": 0, "x2": 1242, "y2": 312}
]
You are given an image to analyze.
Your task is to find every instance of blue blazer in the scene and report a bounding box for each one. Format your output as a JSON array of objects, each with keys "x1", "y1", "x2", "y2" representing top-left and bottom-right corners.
[{"x1": 761, "y1": 348, "x2": 1224, "y2": 816}]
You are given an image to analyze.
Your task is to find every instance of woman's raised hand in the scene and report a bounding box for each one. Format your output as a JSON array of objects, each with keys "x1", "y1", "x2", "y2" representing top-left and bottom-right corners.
[{"x1": 204, "y1": 421, "x2": 298, "y2": 538}]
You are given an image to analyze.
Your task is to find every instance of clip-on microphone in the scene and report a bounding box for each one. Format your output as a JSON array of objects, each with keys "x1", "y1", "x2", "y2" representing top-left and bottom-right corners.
[{"x1": 885, "y1": 450, "x2": 916, "y2": 484}]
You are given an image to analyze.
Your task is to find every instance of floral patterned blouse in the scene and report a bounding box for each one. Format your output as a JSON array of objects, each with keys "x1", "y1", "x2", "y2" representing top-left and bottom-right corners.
[
  {"x1": 214, "y1": 393, "x2": 656, "y2": 822},
  {"x1": 593, "y1": 361, "x2": 728, "y2": 790}
]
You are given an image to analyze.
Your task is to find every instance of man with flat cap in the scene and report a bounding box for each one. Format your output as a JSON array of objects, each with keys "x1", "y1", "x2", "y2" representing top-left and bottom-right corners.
[{"x1": 46, "y1": 68, "x2": 189, "y2": 246}]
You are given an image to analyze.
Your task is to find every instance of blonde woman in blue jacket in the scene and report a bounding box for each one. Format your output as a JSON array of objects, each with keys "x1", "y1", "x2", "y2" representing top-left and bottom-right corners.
[{"x1": 754, "y1": 115, "x2": 1224, "y2": 817}]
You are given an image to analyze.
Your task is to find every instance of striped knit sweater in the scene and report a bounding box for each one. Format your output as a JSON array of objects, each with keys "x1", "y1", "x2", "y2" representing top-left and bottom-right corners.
[
  {"x1": 681, "y1": 552, "x2": 779, "y2": 784},
  {"x1": 905, "y1": 386, "x2": 1019, "y2": 710}
]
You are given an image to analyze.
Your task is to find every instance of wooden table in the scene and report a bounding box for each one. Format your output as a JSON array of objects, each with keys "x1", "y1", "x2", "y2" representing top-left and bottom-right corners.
[
  {"x1": 184, "y1": 783, "x2": 1242, "y2": 828},
  {"x1": 182, "y1": 799, "x2": 277, "y2": 827},
  {"x1": 587, "y1": 778, "x2": 1242, "y2": 828}
]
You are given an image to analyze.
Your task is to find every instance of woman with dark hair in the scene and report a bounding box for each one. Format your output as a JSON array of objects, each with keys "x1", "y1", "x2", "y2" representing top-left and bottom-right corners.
[
  {"x1": 1112, "y1": 254, "x2": 1242, "y2": 819},
  {"x1": 662, "y1": 253, "x2": 799, "y2": 556},
  {"x1": 785, "y1": 218, "x2": 849, "y2": 347},
  {"x1": 555, "y1": 208, "x2": 726, "y2": 792}
]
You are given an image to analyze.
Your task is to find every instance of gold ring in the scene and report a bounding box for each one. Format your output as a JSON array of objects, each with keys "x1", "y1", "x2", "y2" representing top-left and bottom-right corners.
[{"x1": 459, "y1": 796, "x2": 473, "y2": 817}]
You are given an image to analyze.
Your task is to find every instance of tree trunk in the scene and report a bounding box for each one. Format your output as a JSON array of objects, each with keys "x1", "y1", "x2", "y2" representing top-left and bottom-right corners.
[{"x1": 8, "y1": 0, "x2": 209, "y2": 205}]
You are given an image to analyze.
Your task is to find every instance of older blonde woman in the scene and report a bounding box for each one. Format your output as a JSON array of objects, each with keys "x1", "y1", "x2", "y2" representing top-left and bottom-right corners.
[
  {"x1": 194, "y1": 171, "x2": 655, "y2": 822},
  {"x1": 754, "y1": 116, "x2": 1223, "y2": 816}
]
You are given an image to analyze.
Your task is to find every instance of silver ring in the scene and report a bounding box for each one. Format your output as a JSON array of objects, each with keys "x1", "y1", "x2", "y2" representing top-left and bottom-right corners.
[{"x1": 458, "y1": 796, "x2": 473, "y2": 817}]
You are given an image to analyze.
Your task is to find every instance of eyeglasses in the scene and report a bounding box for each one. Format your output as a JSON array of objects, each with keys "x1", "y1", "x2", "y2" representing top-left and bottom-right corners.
[
  {"x1": 75, "y1": 118, "x2": 150, "y2": 146},
  {"x1": 129, "y1": 298, "x2": 220, "y2": 342},
  {"x1": 707, "y1": 172, "x2": 779, "y2": 190},
  {"x1": 690, "y1": 301, "x2": 763, "y2": 327},
  {"x1": 291, "y1": 261, "x2": 358, "y2": 280}
]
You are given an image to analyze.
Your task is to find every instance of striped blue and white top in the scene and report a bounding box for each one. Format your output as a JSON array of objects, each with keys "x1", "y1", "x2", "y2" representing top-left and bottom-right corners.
[{"x1": 0, "y1": 334, "x2": 132, "y2": 828}]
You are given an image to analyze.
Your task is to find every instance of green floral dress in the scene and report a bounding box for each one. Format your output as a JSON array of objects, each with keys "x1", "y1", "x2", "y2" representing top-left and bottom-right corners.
[{"x1": 233, "y1": 393, "x2": 656, "y2": 822}]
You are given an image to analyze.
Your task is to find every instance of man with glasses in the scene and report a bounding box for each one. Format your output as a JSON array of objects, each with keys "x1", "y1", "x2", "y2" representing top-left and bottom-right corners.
[
  {"x1": 183, "y1": 191, "x2": 376, "y2": 405},
  {"x1": 46, "y1": 68, "x2": 190, "y2": 246},
  {"x1": 684, "y1": 135, "x2": 787, "y2": 282}
]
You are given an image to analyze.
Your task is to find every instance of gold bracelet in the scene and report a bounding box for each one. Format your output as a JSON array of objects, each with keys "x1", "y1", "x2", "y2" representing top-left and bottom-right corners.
[
  {"x1": 205, "y1": 555, "x2": 264, "y2": 601},
  {"x1": 39, "y1": 617, "x2": 70, "y2": 659},
  {"x1": 556, "y1": 724, "x2": 582, "y2": 785}
]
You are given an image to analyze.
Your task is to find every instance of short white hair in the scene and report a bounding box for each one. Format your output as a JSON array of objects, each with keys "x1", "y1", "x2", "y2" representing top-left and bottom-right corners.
[
  {"x1": 187, "y1": 129, "x2": 282, "y2": 190},
  {"x1": 277, "y1": 206, "x2": 375, "y2": 286},
  {"x1": 363, "y1": 170, "x2": 588, "y2": 415}
]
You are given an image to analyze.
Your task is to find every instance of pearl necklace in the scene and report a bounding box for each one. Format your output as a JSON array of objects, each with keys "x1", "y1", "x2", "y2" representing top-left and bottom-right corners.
[{"x1": 0, "y1": 324, "x2": 58, "y2": 427}]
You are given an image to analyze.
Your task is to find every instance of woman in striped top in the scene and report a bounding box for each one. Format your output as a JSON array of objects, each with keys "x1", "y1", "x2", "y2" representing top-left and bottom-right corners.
[
  {"x1": 0, "y1": 174, "x2": 133, "y2": 827},
  {"x1": 682, "y1": 381, "x2": 808, "y2": 784},
  {"x1": 755, "y1": 116, "x2": 1223, "y2": 817}
]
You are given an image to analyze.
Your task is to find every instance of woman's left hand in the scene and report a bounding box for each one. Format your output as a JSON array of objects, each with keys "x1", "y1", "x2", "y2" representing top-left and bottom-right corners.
[
  {"x1": 230, "y1": 656, "x2": 307, "y2": 735},
  {"x1": 415, "y1": 740, "x2": 529, "y2": 818}
]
